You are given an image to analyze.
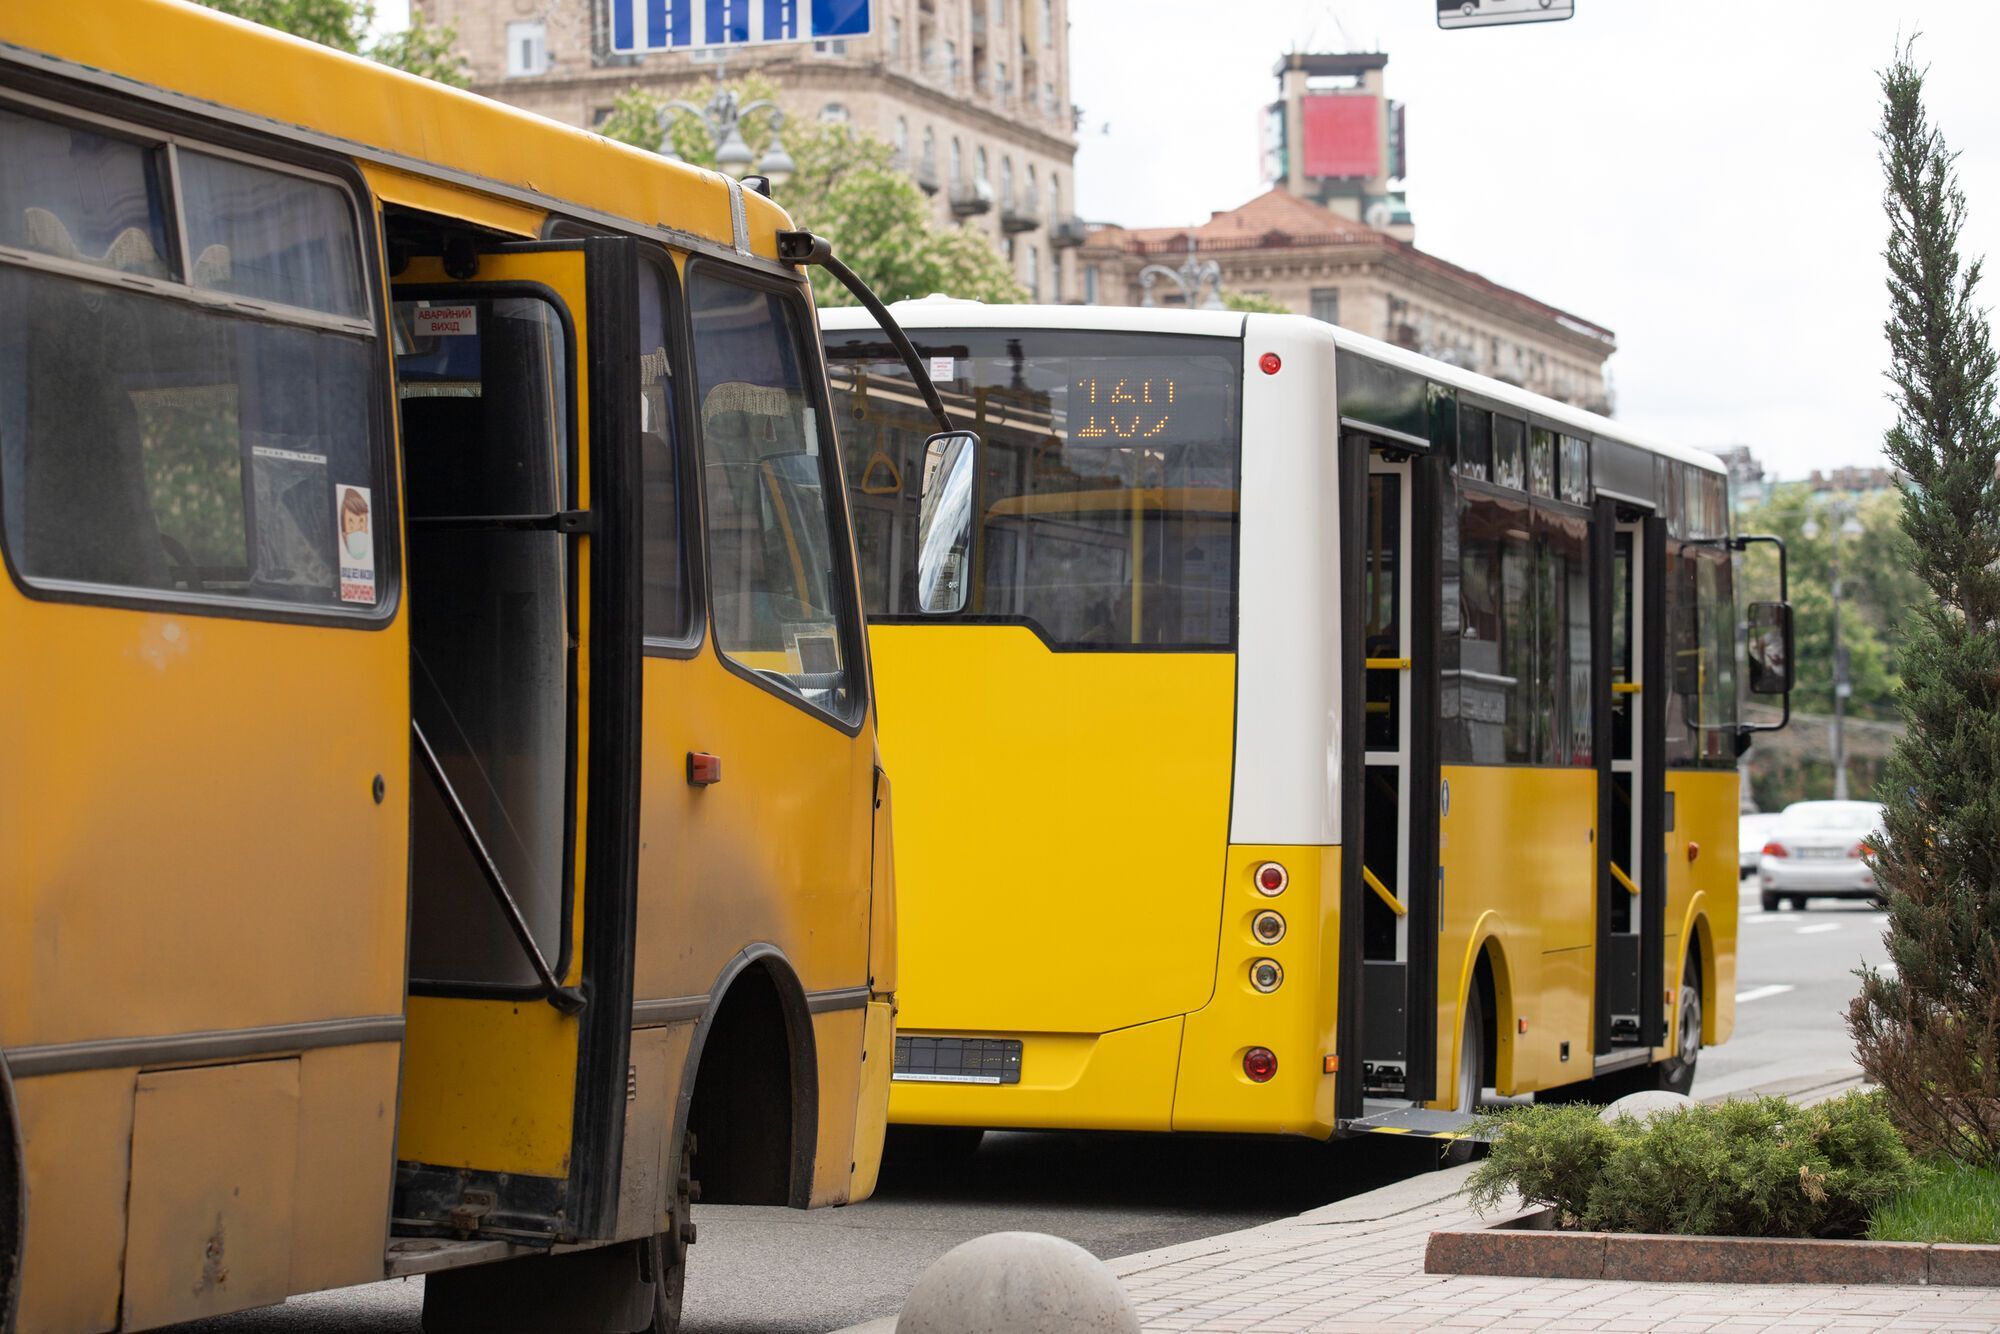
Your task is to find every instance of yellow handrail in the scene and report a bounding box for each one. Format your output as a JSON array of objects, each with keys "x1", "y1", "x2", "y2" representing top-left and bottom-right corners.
[
  {"x1": 1362, "y1": 866, "x2": 1408, "y2": 917},
  {"x1": 1609, "y1": 861, "x2": 1641, "y2": 897},
  {"x1": 1612, "y1": 682, "x2": 1643, "y2": 695},
  {"x1": 1365, "y1": 657, "x2": 1412, "y2": 671}
]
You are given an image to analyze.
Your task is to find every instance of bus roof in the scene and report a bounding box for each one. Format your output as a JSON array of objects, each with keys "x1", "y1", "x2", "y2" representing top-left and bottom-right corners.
[
  {"x1": 820, "y1": 299, "x2": 1725, "y2": 475},
  {"x1": 1, "y1": 0, "x2": 789, "y2": 260}
]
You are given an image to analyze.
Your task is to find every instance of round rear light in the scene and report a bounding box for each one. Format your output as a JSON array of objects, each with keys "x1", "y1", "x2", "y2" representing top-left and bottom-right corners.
[
  {"x1": 1761, "y1": 841, "x2": 1789, "y2": 859},
  {"x1": 1255, "y1": 861, "x2": 1288, "y2": 895},
  {"x1": 1250, "y1": 958, "x2": 1284, "y2": 993},
  {"x1": 1252, "y1": 910, "x2": 1286, "y2": 944},
  {"x1": 1243, "y1": 1047, "x2": 1277, "y2": 1082},
  {"x1": 1259, "y1": 352, "x2": 1282, "y2": 375}
]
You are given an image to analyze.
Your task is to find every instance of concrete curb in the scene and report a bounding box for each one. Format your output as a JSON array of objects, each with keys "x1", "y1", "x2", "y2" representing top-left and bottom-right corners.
[{"x1": 1426, "y1": 1205, "x2": 2000, "y2": 1287}]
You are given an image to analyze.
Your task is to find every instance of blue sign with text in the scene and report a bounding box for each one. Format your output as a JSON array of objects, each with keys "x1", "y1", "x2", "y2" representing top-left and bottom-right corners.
[{"x1": 611, "y1": 0, "x2": 870, "y2": 52}]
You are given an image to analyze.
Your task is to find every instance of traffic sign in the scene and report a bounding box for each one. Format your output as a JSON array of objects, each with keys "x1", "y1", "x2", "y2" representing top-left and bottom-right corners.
[
  {"x1": 1437, "y1": 0, "x2": 1574, "y2": 30},
  {"x1": 611, "y1": 0, "x2": 871, "y2": 54}
]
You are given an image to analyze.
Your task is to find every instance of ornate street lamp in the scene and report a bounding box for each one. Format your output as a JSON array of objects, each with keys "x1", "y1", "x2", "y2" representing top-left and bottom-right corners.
[
  {"x1": 1139, "y1": 236, "x2": 1225, "y2": 311},
  {"x1": 656, "y1": 86, "x2": 795, "y2": 189}
]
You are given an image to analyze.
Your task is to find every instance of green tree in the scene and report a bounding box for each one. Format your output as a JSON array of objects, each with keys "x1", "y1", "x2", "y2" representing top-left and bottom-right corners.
[
  {"x1": 1223, "y1": 290, "x2": 1291, "y2": 315},
  {"x1": 1847, "y1": 44, "x2": 2000, "y2": 1168},
  {"x1": 599, "y1": 80, "x2": 1025, "y2": 308},
  {"x1": 198, "y1": 0, "x2": 470, "y2": 87}
]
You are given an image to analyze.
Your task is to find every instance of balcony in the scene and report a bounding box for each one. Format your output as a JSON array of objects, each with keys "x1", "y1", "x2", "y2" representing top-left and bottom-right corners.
[
  {"x1": 913, "y1": 154, "x2": 941, "y2": 195},
  {"x1": 949, "y1": 177, "x2": 994, "y2": 218},
  {"x1": 1000, "y1": 191, "x2": 1041, "y2": 234},
  {"x1": 1049, "y1": 215, "x2": 1088, "y2": 249}
]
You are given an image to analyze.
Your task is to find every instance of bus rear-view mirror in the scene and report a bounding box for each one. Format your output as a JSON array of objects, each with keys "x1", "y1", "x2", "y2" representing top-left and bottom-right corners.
[
  {"x1": 1747, "y1": 601, "x2": 1793, "y2": 696},
  {"x1": 916, "y1": 429, "x2": 979, "y2": 615}
]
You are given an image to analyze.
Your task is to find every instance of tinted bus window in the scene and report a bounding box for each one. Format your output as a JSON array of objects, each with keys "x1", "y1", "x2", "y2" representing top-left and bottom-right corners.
[
  {"x1": 827, "y1": 328, "x2": 1241, "y2": 650},
  {"x1": 688, "y1": 267, "x2": 855, "y2": 719},
  {"x1": 0, "y1": 105, "x2": 380, "y2": 612}
]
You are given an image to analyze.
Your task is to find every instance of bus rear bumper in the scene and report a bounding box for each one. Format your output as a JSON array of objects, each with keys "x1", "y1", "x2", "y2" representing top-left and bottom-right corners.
[{"x1": 886, "y1": 1015, "x2": 1184, "y2": 1132}]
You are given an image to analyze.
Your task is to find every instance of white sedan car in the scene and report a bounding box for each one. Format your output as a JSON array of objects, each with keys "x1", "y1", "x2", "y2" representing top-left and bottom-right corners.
[
  {"x1": 1738, "y1": 811, "x2": 1783, "y2": 878},
  {"x1": 1756, "y1": 800, "x2": 1886, "y2": 911}
]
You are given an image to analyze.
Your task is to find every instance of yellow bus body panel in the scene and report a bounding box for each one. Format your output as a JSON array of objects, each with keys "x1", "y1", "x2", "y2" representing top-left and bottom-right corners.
[
  {"x1": 1173, "y1": 845, "x2": 1340, "y2": 1137},
  {"x1": 1665, "y1": 770, "x2": 1739, "y2": 1049},
  {"x1": 869, "y1": 624, "x2": 1234, "y2": 1040},
  {"x1": 1434, "y1": 764, "x2": 1597, "y2": 1098},
  {"x1": 887, "y1": 1017, "x2": 1187, "y2": 1132}
]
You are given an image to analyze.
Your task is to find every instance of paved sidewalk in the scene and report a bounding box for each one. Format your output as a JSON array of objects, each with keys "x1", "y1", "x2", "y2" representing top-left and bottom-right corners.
[
  {"x1": 1106, "y1": 1160, "x2": 2000, "y2": 1332},
  {"x1": 836, "y1": 1070, "x2": 2000, "y2": 1332}
]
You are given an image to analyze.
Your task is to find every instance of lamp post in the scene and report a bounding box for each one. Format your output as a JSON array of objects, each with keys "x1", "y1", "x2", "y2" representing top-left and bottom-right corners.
[
  {"x1": 656, "y1": 86, "x2": 795, "y2": 188},
  {"x1": 1802, "y1": 499, "x2": 1865, "y2": 800},
  {"x1": 1139, "y1": 236, "x2": 1226, "y2": 311}
]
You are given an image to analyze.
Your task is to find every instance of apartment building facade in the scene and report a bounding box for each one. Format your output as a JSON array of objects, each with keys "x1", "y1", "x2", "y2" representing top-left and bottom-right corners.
[{"x1": 422, "y1": 0, "x2": 1083, "y2": 300}]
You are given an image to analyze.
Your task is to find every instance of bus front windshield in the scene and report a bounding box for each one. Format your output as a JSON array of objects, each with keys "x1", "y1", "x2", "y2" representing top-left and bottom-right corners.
[{"x1": 826, "y1": 328, "x2": 1242, "y2": 649}]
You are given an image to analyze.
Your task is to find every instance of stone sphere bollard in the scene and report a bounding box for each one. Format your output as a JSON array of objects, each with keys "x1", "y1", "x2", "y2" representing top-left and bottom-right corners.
[
  {"x1": 896, "y1": 1231, "x2": 1141, "y2": 1334},
  {"x1": 1600, "y1": 1089, "x2": 1696, "y2": 1124}
]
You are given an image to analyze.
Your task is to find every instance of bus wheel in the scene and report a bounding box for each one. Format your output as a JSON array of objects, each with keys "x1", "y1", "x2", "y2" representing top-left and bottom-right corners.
[
  {"x1": 1455, "y1": 986, "x2": 1486, "y2": 1115},
  {"x1": 644, "y1": 1134, "x2": 697, "y2": 1333},
  {"x1": 1651, "y1": 969, "x2": 1701, "y2": 1095}
]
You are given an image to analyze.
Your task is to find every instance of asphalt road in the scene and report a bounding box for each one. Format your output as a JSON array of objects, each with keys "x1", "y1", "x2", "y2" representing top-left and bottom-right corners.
[{"x1": 170, "y1": 873, "x2": 1885, "y2": 1334}]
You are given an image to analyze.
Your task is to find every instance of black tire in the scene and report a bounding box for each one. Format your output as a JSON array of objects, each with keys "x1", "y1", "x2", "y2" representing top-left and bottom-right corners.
[
  {"x1": 1789, "y1": 894, "x2": 1810, "y2": 911},
  {"x1": 1648, "y1": 966, "x2": 1701, "y2": 1096},
  {"x1": 644, "y1": 1133, "x2": 696, "y2": 1333},
  {"x1": 1455, "y1": 985, "x2": 1486, "y2": 1115},
  {"x1": 1760, "y1": 890, "x2": 1779, "y2": 912}
]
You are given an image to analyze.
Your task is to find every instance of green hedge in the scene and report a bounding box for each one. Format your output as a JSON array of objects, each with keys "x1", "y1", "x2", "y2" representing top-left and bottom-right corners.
[{"x1": 1467, "y1": 1092, "x2": 1918, "y2": 1239}]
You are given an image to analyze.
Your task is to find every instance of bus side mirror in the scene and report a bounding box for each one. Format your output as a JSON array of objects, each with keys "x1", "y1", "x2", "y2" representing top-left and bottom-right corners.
[
  {"x1": 916, "y1": 429, "x2": 979, "y2": 615},
  {"x1": 1746, "y1": 601, "x2": 1792, "y2": 695}
]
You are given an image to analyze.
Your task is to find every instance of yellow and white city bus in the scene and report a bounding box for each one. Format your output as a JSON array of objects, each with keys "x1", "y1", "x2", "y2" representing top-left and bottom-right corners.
[
  {"x1": 0, "y1": 5, "x2": 962, "y2": 1331},
  {"x1": 823, "y1": 301, "x2": 1792, "y2": 1145}
]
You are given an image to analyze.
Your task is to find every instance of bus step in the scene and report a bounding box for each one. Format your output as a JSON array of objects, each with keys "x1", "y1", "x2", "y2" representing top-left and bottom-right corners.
[{"x1": 1344, "y1": 1105, "x2": 1491, "y2": 1142}]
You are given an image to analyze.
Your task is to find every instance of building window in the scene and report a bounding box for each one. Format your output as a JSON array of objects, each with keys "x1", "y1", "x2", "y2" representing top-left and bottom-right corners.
[
  {"x1": 1049, "y1": 170, "x2": 1061, "y2": 218},
  {"x1": 889, "y1": 15, "x2": 903, "y2": 57},
  {"x1": 1000, "y1": 156, "x2": 1013, "y2": 204},
  {"x1": 819, "y1": 103, "x2": 850, "y2": 125},
  {"x1": 505, "y1": 20, "x2": 548, "y2": 77},
  {"x1": 1028, "y1": 243, "x2": 1041, "y2": 300},
  {"x1": 812, "y1": 38, "x2": 849, "y2": 56},
  {"x1": 996, "y1": 60, "x2": 1008, "y2": 97},
  {"x1": 1310, "y1": 287, "x2": 1339, "y2": 325},
  {"x1": 1084, "y1": 263, "x2": 1100, "y2": 304},
  {"x1": 895, "y1": 117, "x2": 909, "y2": 156},
  {"x1": 976, "y1": 146, "x2": 989, "y2": 183},
  {"x1": 1041, "y1": 0, "x2": 1054, "y2": 46},
  {"x1": 951, "y1": 137, "x2": 963, "y2": 183},
  {"x1": 1052, "y1": 254, "x2": 1064, "y2": 303}
]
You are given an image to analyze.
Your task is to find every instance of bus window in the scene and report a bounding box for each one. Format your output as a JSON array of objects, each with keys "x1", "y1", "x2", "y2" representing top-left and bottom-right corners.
[
  {"x1": 688, "y1": 267, "x2": 855, "y2": 719},
  {"x1": 0, "y1": 104, "x2": 380, "y2": 610},
  {"x1": 397, "y1": 295, "x2": 571, "y2": 987},
  {"x1": 638, "y1": 253, "x2": 692, "y2": 643},
  {"x1": 826, "y1": 328, "x2": 1241, "y2": 650}
]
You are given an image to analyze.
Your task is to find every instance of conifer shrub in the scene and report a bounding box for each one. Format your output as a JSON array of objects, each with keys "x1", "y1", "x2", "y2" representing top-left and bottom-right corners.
[{"x1": 1467, "y1": 1093, "x2": 1918, "y2": 1239}]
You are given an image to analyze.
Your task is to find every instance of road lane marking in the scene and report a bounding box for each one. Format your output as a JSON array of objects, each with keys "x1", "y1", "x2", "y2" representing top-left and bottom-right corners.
[
  {"x1": 1736, "y1": 985, "x2": 1795, "y2": 1003},
  {"x1": 1796, "y1": 923, "x2": 1841, "y2": 935}
]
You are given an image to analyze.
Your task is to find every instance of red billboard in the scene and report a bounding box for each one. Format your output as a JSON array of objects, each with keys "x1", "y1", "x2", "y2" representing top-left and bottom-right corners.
[{"x1": 1302, "y1": 94, "x2": 1381, "y2": 179}]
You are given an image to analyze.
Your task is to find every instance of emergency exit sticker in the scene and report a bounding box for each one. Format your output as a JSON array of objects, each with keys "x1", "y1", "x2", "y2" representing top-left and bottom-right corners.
[
  {"x1": 928, "y1": 356, "x2": 954, "y2": 381},
  {"x1": 416, "y1": 305, "x2": 477, "y2": 337}
]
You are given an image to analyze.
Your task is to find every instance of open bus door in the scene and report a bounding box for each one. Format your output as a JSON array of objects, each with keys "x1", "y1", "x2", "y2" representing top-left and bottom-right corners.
[
  {"x1": 383, "y1": 233, "x2": 644, "y2": 1264},
  {"x1": 1337, "y1": 426, "x2": 1469, "y2": 1141}
]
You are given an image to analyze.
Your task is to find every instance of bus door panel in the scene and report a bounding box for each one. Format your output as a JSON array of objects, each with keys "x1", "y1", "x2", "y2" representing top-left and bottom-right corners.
[
  {"x1": 1353, "y1": 441, "x2": 1439, "y2": 1104},
  {"x1": 1594, "y1": 508, "x2": 1665, "y2": 1055},
  {"x1": 387, "y1": 238, "x2": 641, "y2": 1244}
]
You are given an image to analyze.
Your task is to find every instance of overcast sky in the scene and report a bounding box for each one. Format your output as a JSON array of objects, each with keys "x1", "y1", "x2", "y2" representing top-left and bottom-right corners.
[{"x1": 1070, "y1": 1, "x2": 2000, "y2": 479}]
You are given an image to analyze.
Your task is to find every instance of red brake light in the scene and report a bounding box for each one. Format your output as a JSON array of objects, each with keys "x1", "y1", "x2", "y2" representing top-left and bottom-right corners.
[
  {"x1": 1255, "y1": 861, "x2": 1288, "y2": 895},
  {"x1": 1259, "y1": 352, "x2": 1282, "y2": 375},
  {"x1": 1243, "y1": 1047, "x2": 1277, "y2": 1082},
  {"x1": 1849, "y1": 842, "x2": 1870, "y2": 860},
  {"x1": 1761, "y1": 841, "x2": 1789, "y2": 859}
]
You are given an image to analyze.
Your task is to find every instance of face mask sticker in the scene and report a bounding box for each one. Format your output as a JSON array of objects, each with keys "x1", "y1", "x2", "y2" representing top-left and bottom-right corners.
[{"x1": 336, "y1": 484, "x2": 377, "y2": 604}]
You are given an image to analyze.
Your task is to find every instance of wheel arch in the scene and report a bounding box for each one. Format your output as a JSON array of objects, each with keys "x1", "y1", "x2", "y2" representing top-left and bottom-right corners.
[
  {"x1": 1677, "y1": 893, "x2": 1716, "y2": 1047},
  {"x1": 1448, "y1": 913, "x2": 1517, "y2": 1096},
  {"x1": 669, "y1": 944, "x2": 821, "y2": 1210}
]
